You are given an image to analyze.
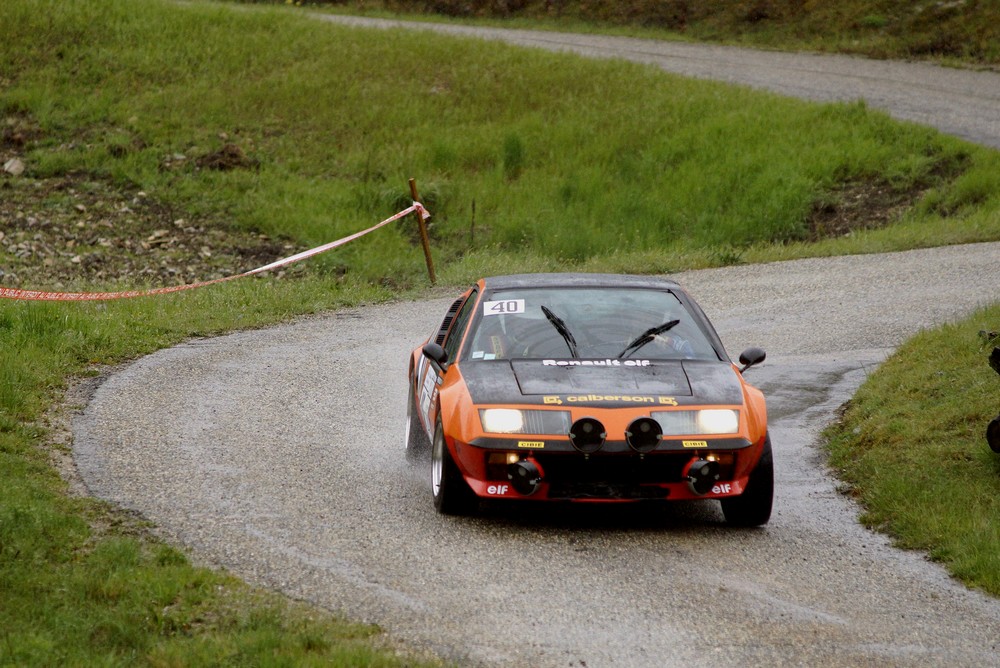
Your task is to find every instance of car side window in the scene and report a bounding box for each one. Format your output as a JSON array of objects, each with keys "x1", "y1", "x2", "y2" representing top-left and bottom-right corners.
[{"x1": 442, "y1": 290, "x2": 477, "y2": 363}]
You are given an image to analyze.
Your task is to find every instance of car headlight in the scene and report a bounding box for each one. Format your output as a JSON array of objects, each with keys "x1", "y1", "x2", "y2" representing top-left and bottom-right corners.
[
  {"x1": 650, "y1": 409, "x2": 739, "y2": 435},
  {"x1": 479, "y1": 408, "x2": 572, "y2": 435}
]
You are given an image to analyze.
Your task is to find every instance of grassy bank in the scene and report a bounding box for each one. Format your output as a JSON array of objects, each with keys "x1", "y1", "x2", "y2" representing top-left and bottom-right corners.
[
  {"x1": 3, "y1": 0, "x2": 999, "y2": 289},
  {"x1": 2, "y1": 0, "x2": 999, "y2": 663},
  {"x1": 826, "y1": 307, "x2": 1000, "y2": 596},
  {"x1": 290, "y1": 0, "x2": 1000, "y2": 67},
  {"x1": 0, "y1": 280, "x2": 434, "y2": 666}
]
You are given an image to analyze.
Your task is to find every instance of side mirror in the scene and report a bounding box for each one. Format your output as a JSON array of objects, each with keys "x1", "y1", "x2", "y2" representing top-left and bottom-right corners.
[
  {"x1": 738, "y1": 347, "x2": 766, "y2": 372},
  {"x1": 422, "y1": 342, "x2": 449, "y2": 372}
]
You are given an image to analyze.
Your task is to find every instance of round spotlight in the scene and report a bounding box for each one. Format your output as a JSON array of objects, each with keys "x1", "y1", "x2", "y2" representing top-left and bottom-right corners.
[
  {"x1": 569, "y1": 417, "x2": 606, "y2": 454},
  {"x1": 507, "y1": 460, "x2": 543, "y2": 496},
  {"x1": 683, "y1": 458, "x2": 720, "y2": 496},
  {"x1": 626, "y1": 417, "x2": 662, "y2": 453}
]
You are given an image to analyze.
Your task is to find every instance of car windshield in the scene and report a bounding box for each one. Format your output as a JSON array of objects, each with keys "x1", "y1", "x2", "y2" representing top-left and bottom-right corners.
[{"x1": 463, "y1": 287, "x2": 720, "y2": 362}]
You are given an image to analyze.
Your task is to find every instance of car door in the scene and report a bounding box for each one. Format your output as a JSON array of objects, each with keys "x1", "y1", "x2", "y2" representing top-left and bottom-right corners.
[{"x1": 415, "y1": 288, "x2": 478, "y2": 438}]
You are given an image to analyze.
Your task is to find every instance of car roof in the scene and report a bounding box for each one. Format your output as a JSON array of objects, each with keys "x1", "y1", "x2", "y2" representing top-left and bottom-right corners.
[{"x1": 481, "y1": 273, "x2": 683, "y2": 292}]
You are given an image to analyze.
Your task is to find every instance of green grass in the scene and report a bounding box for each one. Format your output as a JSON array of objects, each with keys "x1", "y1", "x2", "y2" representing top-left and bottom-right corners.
[
  {"x1": 826, "y1": 307, "x2": 1000, "y2": 596},
  {"x1": 0, "y1": 280, "x2": 435, "y2": 666},
  {"x1": 4, "y1": 0, "x2": 1000, "y2": 287},
  {"x1": 1, "y1": 0, "x2": 999, "y2": 664}
]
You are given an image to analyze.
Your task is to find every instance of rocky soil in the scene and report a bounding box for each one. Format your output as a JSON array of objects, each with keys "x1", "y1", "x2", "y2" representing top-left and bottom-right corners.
[
  {"x1": 1, "y1": 115, "x2": 297, "y2": 292},
  {"x1": 0, "y1": 103, "x2": 965, "y2": 292}
]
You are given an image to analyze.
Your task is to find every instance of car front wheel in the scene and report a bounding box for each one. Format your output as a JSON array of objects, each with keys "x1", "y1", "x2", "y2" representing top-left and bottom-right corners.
[
  {"x1": 431, "y1": 416, "x2": 475, "y2": 515},
  {"x1": 720, "y1": 434, "x2": 773, "y2": 527}
]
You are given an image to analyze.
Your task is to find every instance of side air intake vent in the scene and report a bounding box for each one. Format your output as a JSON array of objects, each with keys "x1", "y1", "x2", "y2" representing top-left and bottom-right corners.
[{"x1": 434, "y1": 298, "x2": 465, "y2": 346}]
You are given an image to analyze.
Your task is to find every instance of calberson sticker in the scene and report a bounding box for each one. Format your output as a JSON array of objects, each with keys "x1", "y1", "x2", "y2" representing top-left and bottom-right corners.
[
  {"x1": 543, "y1": 359, "x2": 651, "y2": 367},
  {"x1": 544, "y1": 395, "x2": 678, "y2": 405}
]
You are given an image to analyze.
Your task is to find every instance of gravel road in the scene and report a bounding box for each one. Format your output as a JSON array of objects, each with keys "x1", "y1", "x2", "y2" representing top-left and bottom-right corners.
[
  {"x1": 318, "y1": 15, "x2": 1000, "y2": 150},
  {"x1": 74, "y1": 17, "x2": 1000, "y2": 668},
  {"x1": 75, "y1": 244, "x2": 1000, "y2": 667}
]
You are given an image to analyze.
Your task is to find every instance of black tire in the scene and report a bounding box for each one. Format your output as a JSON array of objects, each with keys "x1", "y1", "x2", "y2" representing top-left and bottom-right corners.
[
  {"x1": 404, "y1": 383, "x2": 430, "y2": 462},
  {"x1": 721, "y1": 434, "x2": 774, "y2": 527},
  {"x1": 431, "y1": 416, "x2": 475, "y2": 516}
]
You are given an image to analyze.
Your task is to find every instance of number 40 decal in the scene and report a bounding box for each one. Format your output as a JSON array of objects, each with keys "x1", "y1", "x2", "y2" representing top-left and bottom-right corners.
[{"x1": 483, "y1": 299, "x2": 525, "y2": 316}]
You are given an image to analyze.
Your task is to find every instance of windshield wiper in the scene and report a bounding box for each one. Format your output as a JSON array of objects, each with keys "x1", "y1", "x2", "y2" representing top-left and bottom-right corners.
[
  {"x1": 617, "y1": 320, "x2": 680, "y2": 359},
  {"x1": 541, "y1": 305, "x2": 579, "y2": 358}
]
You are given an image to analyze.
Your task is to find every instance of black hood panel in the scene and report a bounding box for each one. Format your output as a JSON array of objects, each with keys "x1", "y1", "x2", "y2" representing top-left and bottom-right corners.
[
  {"x1": 461, "y1": 359, "x2": 743, "y2": 407},
  {"x1": 513, "y1": 360, "x2": 691, "y2": 396}
]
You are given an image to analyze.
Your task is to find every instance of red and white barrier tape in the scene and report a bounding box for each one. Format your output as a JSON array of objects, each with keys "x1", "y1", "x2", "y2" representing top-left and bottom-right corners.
[{"x1": 0, "y1": 202, "x2": 429, "y2": 302}]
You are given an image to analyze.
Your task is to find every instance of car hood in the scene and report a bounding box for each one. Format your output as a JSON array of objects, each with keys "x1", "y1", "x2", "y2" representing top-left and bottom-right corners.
[{"x1": 460, "y1": 359, "x2": 744, "y2": 407}]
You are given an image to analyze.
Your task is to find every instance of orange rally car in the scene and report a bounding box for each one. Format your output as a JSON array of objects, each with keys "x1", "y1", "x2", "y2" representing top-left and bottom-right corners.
[{"x1": 405, "y1": 273, "x2": 772, "y2": 525}]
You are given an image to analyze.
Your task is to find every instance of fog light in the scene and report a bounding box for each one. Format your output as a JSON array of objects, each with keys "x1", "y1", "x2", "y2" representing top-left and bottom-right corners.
[
  {"x1": 683, "y1": 458, "x2": 720, "y2": 496},
  {"x1": 507, "y1": 460, "x2": 543, "y2": 495},
  {"x1": 626, "y1": 417, "x2": 662, "y2": 453},
  {"x1": 569, "y1": 417, "x2": 606, "y2": 454}
]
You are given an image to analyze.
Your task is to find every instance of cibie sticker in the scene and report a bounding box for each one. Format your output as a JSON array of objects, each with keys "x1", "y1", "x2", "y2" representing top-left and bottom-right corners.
[{"x1": 483, "y1": 299, "x2": 525, "y2": 316}]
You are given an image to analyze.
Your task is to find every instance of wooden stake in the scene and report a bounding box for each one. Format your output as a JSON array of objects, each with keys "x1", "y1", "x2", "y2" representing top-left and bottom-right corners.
[
  {"x1": 470, "y1": 198, "x2": 476, "y2": 246},
  {"x1": 409, "y1": 178, "x2": 436, "y2": 285}
]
